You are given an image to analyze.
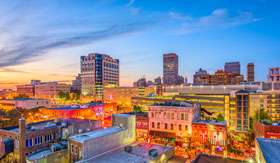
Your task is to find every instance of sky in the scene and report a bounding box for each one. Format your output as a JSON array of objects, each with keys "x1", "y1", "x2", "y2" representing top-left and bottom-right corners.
[{"x1": 0, "y1": 0, "x2": 280, "y2": 89}]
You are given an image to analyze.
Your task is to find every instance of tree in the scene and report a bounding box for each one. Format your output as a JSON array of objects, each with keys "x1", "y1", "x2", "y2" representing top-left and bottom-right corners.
[
  {"x1": 58, "y1": 91, "x2": 66, "y2": 99},
  {"x1": 65, "y1": 92, "x2": 70, "y2": 100},
  {"x1": 255, "y1": 108, "x2": 271, "y2": 123},
  {"x1": 14, "y1": 94, "x2": 29, "y2": 99},
  {"x1": 133, "y1": 106, "x2": 142, "y2": 112},
  {"x1": 217, "y1": 114, "x2": 224, "y2": 121}
]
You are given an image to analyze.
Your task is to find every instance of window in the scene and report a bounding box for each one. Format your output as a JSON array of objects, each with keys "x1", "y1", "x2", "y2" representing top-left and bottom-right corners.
[
  {"x1": 181, "y1": 114, "x2": 184, "y2": 120},
  {"x1": 171, "y1": 124, "x2": 174, "y2": 130},
  {"x1": 35, "y1": 138, "x2": 38, "y2": 145},
  {"x1": 152, "y1": 112, "x2": 154, "y2": 118},
  {"x1": 75, "y1": 146, "x2": 77, "y2": 155},
  {"x1": 179, "y1": 124, "x2": 182, "y2": 130},
  {"x1": 185, "y1": 125, "x2": 188, "y2": 131},
  {"x1": 177, "y1": 113, "x2": 180, "y2": 120},
  {"x1": 159, "y1": 113, "x2": 161, "y2": 119},
  {"x1": 171, "y1": 113, "x2": 174, "y2": 119},
  {"x1": 157, "y1": 122, "x2": 160, "y2": 129},
  {"x1": 71, "y1": 144, "x2": 74, "y2": 153},
  {"x1": 185, "y1": 114, "x2": 188, "y2": 121},
  {"x1": 26, "y1": 140, "x2": 29, "y2": 148},
  {"x1": 29, "y1": 139, "x2": 32, "y2": 147},
  {"x1": 15, "y1": 140, "x2": 19, "y2": 148},
  {"x1": 152, "y1": 122, "x2": 154, "y2": 128},
  {"x1": 165, "y1": 123, "x2": 167, "y2": 129},
  {"x1": 164, "y1": 113, "x2": 166, "y2": 119},
  {"x1": 168, "y1": 113, "x2": 170, "y2": 119}
]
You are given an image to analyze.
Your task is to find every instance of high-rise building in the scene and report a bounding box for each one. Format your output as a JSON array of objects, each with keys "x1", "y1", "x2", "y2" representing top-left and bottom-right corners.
[
  {"x1": 133, "y1": 77, "x2": 147, "y2": 87},
  {"x1": 163, "y1": 53, "x2": 178, "y2": 85},
  {"x1": 224, "y1": 62, "x2": 241, "y2": 74},
  {"x1": 72, "y1": 74, "x2": 81, "y2": 93},
  {"x1": 81, "y1": 53, "x2": 119, "y2": 95},
  {"x1": 154, "y1": 77, "x2": 162, "y2": 85},
  {"x1": 267, "y1": 67, "x2": 280, "y2": 81},
  {"x1": 247, "y1": 63, "x2": 255, "y2": 82}
]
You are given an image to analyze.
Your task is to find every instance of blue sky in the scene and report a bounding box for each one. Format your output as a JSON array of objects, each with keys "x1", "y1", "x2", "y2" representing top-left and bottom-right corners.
[{"x1": 0, "y1": 0, "x2": 279, "y2": 88}]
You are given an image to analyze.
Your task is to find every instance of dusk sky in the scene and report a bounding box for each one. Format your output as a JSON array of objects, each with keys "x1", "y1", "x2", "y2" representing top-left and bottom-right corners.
[{"x1": 0, "y1": 0, "x2": 280, "y2": 89}]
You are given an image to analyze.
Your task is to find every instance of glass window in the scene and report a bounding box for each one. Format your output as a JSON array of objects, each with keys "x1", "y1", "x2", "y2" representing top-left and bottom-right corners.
[
  {"x1": 179, "y1": 124, "x2": 182, "y2": 130},
  {"x1": 29, "y1": 139, "x2": 32, "y2": 147},
  {"x1": 185, "y1": 125, "x2": 188, "y2": 131},
  {"x1": 181, "y1": 114, "x2": 184, "y2": 120},
  {"x1": 165, "y1": 123, "x2": 168, "y2": 129},
  {"x1": 157, "y1": 122, "x2": 160, "y2": 129},
  {"x1": 171, "y1": 124, "x2": 174, "y2": 130},
  {"x1": 152, "y1": 122, "x2": 154, "y2": 128},
  {"x1": 171, "y1": 113, "x2": 174, "y2": 119},
  {"x1": 185, "y1": 114, "x2": 188, "y2": 121},
  {"x1": 152, "y1": 112, "x2": 154, "y2": 118},
  {"x1": 26, "y1": 140, "x2": 29, "y2": 148}
]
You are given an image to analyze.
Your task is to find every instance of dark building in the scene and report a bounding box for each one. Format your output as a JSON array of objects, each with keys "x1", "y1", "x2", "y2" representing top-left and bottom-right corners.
[
  {"x1": 247, "y1": 63, "x2": 254, "y2": 82},
  {"x1": 193, "y1": 68, "x2": 208, "y2": 84},
  {"x1": 163, "y1": 53, "x2": 179, "y2": 85},
  {"x1": 71, "y1": 73, "x2": 81, "y2": 93},
  {"x1": 224, "y1": 62, "x2": 241, "y2": 74}
]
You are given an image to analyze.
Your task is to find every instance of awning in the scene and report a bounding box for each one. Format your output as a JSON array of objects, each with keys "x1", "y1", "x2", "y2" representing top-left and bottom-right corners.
[{"x1": 150, "y1": 130, "x2": 176, "y2": 138}]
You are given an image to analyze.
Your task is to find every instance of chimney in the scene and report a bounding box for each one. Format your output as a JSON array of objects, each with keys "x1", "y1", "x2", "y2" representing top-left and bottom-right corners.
[{"x1": 19, "y1": 114, "x2": 26, "y2": 135}]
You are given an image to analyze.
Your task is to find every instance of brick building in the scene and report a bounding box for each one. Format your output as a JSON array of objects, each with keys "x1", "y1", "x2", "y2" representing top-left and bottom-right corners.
[{"x1": 254, "y1": 121, "x2": 280, "y2": 139}]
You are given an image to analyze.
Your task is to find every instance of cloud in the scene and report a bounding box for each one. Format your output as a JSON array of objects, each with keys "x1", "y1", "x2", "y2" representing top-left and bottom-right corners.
[
  {"x1": 169, "y1": 11, "x2": 192, "y2": 21},
  {"x1": 0, "y1": 21, "x2": 152, "y2": 68},
  {"x1": 0, "y1": 68, "x2": 30, "y2": 73},
  {"x1": 173, "y1": 9, "x2": 262, "y2": 34},
  {"x1": 127, "y1": 0, "x2": 135, "y2": 6}
]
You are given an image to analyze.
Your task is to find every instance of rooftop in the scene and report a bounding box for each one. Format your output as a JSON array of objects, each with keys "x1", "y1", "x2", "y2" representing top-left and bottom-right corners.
[
  {"x1": 192, "y1": 153, "x2": 248, "y2": 163},
  {"x1": 152, "y1": 101, "x2": 193, "y2": 107},
  {"x1": 256, "y1": 138, "x2": 280, "y2": 163},
  {"x1": 80, "y1": 142, "x2": 174, "y2": 163},
  {"x1": 192, "y1": 119, "x2": 227, "y2": 126},
  {"x1": 0, "y1": 118, "x2": 95, "y2": 133},
  {"x1": 69, "y1": 126, "x2": 125, "y2": 143},
  {"x1": 48, "y1": 102, "x2": 105, "y2": 110},
  {"x1": 0, "y1": 98, "x2": 47, "y2": 101}
]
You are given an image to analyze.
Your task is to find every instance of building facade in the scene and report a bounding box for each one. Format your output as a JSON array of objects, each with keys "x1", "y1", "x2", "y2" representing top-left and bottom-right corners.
[
  {"x1": 224, "y1": 62, "x2": 241, "y2": 74},
  {"x1": 192, "y1": 120, "x2": 227, "y2": 151},
  {"x1": 254, "y1": 121, "x2": 280, "y2": 139},
  {"x1": 247, "y1": 63, "x2": 255, "y2": 82},
  {"x1": 0, "y1": 99, "x2": 50, "y2": 110},
  {"x1": 35, "y1": 83, "x2": 70, "y2": 99},
  {"x1": 81, "y1": 53, "x2": 119, "y2": 95},
  {"x1": 17, "y1": 85, "x2": 35, "y2": 98},
  {"x1": 163, "y1": 53, "x2": 179, "y2": 85},
  {"x1": 72, "y1": 74, "x2": 81, "y2": 93},
  {"x1": 148, "y1": 101, "x2": 200, "y2": 145},
  {"x1": 267, "y1": 67, "x2": 280, "y2": 81}
]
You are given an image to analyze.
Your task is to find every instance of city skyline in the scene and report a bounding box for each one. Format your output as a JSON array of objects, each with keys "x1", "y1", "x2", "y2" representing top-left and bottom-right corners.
[{"x1": 1, "y1": 0, "x2": 280, "y2": 89}]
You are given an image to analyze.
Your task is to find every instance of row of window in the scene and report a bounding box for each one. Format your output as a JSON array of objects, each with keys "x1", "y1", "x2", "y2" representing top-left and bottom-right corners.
[
  {"x1": 151, "y1": 122, "x2": 188, "y2": 131},
  {"x1": 26, "y1": 134, "x2": 54, "y2": 148},
  {"x1": 151, "y1": 112, "x2": 188, "y2": 121}
]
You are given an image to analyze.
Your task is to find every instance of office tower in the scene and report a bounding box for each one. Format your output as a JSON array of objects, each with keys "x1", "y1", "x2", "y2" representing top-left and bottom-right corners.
[
  {"x1": 81, "y1": 53, "x2": 119, "y2": 95},
  {"x1": 224, "y1": 62, "x2": 241, "y2": 74},
  {"x1": 247, "y1": 63, "x2": 255, "y2": 82},
  {"x1": 72, "y1": 74, "x2": 81, "y2": 93},
  {"x1": 267, "y1": 67, "x2": 280, "y2": 81},
  {"x1": 163, "y1": 53, "x2": 178, "y2": 85}
]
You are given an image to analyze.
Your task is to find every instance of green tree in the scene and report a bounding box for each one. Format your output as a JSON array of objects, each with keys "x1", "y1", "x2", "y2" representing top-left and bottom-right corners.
[
  {"x1": 65, "y1": 92, "x2": 70, "y2": 100},
  {"x1": 133, "y1": 106, "x2": 142, "y2": 112},
  {"x1": 14, "y1": 94, "x2": 29, "y2": 99},
  {"x1": 58, "y1": 91, "x2": 66, "y2": 99},
  {"x1": 217, "y1": 114, "x2": 224, "y2": 121},
  {"x1": 255, "y1": 108, "x2": 271, "y2": 122}
]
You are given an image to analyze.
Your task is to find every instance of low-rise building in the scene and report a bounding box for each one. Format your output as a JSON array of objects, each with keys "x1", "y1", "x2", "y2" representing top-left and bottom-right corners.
[
  {"x1": 0, "y1": 98, "x2": 50, "y2": 110},
  {"x1": 267, "y1": 67, "x2": 280, "y2": 82},
  {"x1": 191, "y1": 119, "x2": 227, "y2": 152},
  {"x1": 254, "y1": 121, "x2": 280, "y2": 139},
  {"x1": 149, "y1": 101, "x2": 200, "y2": 146},
  {"x1": 17, "y1": 85, "x2": 35, "y2": 98},
  {"x1": 256, "y1": 137, "x2": 280, "y2": 163},
  {"x1": 35, "y1": 82, "x2": 70, "y2": 99},
  {"x1": 68, "y1": 114, "x2": 136, "y2": 162},
  {"x1": 0, "y1": 118, "x2": 101, "y2": 163}
]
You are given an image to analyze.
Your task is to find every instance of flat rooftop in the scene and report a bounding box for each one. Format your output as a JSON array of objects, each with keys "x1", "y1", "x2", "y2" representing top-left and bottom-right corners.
[
  {"x1": 0, "y1": 118, "x2": 95, "y2": 133},
  {"x1": 192, "y1": 153, "x2": 248, "y2": 163},
  {"x1": 26, "y1": 148, "x2": 52, "y2": 162},
  {"x1": 256, "y1": 138, "x2": 280, "y2": 163},
  {"x1": 0, "y1": 98, "x2": 47, "y2": 101},
  {"x1": 69, "y1": 126, "x2": 126, "y2": 143},
  {"x1": 48, "y1": 102, "x2": 105, "y2": 110},
  {"x1": 192, "y1": 119, "x2": 227, "y2": 126},
  {"x1": 80, "y1": 142, "x2": 174, "y2": 163},
  {"x1": 152, "y1": 101, "x2": 193, "y2": 107}
]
